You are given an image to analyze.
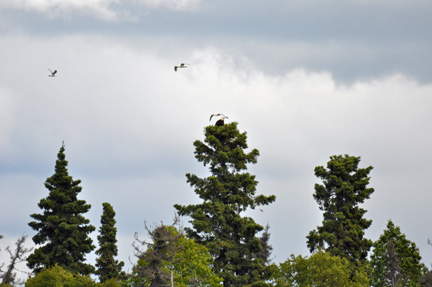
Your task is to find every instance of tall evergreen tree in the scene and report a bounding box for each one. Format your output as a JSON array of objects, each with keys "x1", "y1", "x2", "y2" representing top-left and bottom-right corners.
[
  {"x1": 95, "y1": 202, "x2": 125, "y2": 282},
  {"x1": 27, "y1": 144, "x2": 95, "y2": 275},
  {"x1": 306, "y1": 154, "x2": 374, "y2": 264},
  {"x1": 370, "y1": 220, "x2": 426, "y2": 287},
  {"x1": 174, "y1": 122, "x2": 276, "y2": 286}
]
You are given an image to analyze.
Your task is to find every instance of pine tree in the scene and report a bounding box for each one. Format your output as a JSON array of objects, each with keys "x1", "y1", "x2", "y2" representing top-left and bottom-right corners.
[
  {"x1": 306, "y1": 154, "x2": 374, "y2": 265},
  {"x1": 174, "y1": 122, "x2": 276, "y2": 286},
  {"x1": 27, "y1": 144, "x2": 95, "y2": 275},
  {"x1": 95, "y1": 202, "x2": 125, "y2": 282}
]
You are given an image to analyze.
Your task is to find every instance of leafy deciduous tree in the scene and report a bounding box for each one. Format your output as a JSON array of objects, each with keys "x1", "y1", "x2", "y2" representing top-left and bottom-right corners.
[
  {"x1": 95, "y1": 202, "x2": 125, "y2": 282},
  {"x1": 133, "y1": 222, "x2": 222, "y2": 287},
  {"x1": 25, "y1": 264, "x2": 95, "y2": 287},
  {"x1": 174, "y1": 122, "x2": 276, "y2": 286},
  {"x1": 27, "y1": 144, "x2": 95, "y2": 275},
  {"x1": 274, "y1": 250, "x2": 370, "y2": 287},
  {"x1": 307, "y1": 155, "x2": 374, "y2": 265}
]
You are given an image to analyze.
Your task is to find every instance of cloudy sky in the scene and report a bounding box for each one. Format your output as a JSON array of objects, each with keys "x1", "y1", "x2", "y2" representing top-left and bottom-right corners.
[{"x1": 1, "y1": 0, "x2": 432, "y2": 278}]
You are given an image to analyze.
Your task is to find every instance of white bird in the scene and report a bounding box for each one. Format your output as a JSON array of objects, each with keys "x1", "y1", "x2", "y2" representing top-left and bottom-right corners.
[
  {"x1": 48, "y1": 69, "x2": 57, "y2": 77},
  {"x1": 174, "y1": 63, "x2": 189, "y2": 72},
  {"x1": 209, "y1": 113, "x2": 229, "y2": 126}
]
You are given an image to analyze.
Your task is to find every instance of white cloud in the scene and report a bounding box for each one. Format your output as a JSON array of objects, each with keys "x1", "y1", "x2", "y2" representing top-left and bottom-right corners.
[
  {"x1": 0, "y1": 0, "x2": 202, "y2": 20},
  {"x1": 0, "y1": 0, "x2": 120, "y2": 20},
  {"x1": 133, "y1": 0, "x2": 202, "y2": 11}
]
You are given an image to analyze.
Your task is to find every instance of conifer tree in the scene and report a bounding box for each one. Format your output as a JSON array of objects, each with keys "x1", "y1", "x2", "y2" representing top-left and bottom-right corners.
[
  {"x1": 174, "y1": 122, "x2": 276, "y2": 286},
  {"x1": 27, "y1": 144, "x2": 95, "y2": 275},
  {"x1": 307, "y1": 155, "x2": 374, "y2": 264},
  {"x1": 95, "y1": 202, "x2": 125, "y2": 282},
  {"x1": 370, "y1": 220, "x2": 426, "y2": 287},
  {"x1": 257, "y1": 224, "x2": 273, "y2": 266}
]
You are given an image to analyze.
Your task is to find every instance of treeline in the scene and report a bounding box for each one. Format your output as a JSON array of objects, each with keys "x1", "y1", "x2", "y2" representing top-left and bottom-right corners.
[{"x1": 1, "y1": 122, "x2": 432, "y2": 287}]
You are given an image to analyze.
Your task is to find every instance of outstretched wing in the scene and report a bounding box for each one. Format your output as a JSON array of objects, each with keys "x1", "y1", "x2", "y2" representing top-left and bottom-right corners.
[
  {"x1": 48, "y1": 69, "x2": 57, "y2": 76},
  {"x1": 209, "y1": 113, "x2": 223, "y2": 121}
]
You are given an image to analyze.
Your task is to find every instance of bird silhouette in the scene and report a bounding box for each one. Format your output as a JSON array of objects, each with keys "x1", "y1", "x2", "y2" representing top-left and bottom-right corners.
[
  {"x1": 48, "y1": 69, "x2": 57, "y2": 77},
  {"x1": 174, "y1": 63, "x2": 189, "y2": 72}
]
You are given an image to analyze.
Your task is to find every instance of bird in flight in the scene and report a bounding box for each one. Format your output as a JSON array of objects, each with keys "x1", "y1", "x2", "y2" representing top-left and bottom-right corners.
[
  {"x1": 174, "y1": 63, "x2": 189, "y2": 72},
  {"x1": 209, "y1": 113, "x2": 229, "y2": 126},
  {"x1": 48, "y1": 69, "x2": 57, "y2": 77}
]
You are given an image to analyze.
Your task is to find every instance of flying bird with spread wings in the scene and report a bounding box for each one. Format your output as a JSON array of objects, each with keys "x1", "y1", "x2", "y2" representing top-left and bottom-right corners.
[
  {"x1": 174, "y1": 63, "x2": 189, "y2": 72},
  {"x1": 48, "y1": 69, "x2": 57, "y2": 77},
  {"x1": 209, "y1": 113, "x2": 229, "y2": 126}
]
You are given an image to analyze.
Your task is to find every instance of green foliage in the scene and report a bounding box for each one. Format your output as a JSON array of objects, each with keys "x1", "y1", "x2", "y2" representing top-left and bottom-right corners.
[
  {"x1": 95, "y1": 203, "x2": 125, "y2": 282},
  {"x1": 25, "y1": 264, "x2": 95, "y2": 287},
  {"x1": 133, "y1": 224, "x2": 181, "y2": 286},
  {"x1": 370, "y1": 220, "x2": 426, "y2": 287},
  {"x1": 27, "y1": 144, "x2": 95, "y2": 275},
  {"x1": 173, "y1": 235, "x2": 223, "y2": 286},
  {"x1": 307, "y1": 155, "x2": 374, "y2": 264},
  {"x1": 97, "y1": 278, "x2": 122, "y2": 287},
  {"x1": 175, "y1": 122, "x2": 276, "y2": 286},
  {"x1": 133, "y1": 225, "x2": 222, "y2": 287},
  {"x1": 274, "y1": 250, "x2": 369, "y2": 287}
]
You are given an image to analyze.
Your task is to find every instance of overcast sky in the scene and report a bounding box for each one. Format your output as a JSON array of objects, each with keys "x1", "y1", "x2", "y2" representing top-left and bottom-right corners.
[{"x1": 1, "y1": 0, "x2": 432, "y2": 278}]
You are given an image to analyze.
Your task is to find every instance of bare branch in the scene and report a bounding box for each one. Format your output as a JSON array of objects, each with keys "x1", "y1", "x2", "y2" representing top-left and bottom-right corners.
[{"x1": 1, "y1": 235, "x2": 33, "y2": 285}]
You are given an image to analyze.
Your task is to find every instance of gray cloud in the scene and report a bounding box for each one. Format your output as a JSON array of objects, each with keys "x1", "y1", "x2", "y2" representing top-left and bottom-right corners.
[{"x1": 1, "y1": 1, "x2": 432, "y2": 279}]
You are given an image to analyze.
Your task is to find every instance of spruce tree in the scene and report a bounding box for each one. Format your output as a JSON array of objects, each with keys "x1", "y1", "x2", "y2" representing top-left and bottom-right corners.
[
  {"x1": 95, "y1": 202, "x2": 125, "y2": 282},
  {"x1": 306, "y1": 154, "x2": 374, "y2": 264},
  {"x1": 27, "y1": 144, "x2": 95, "y2": 275},
  {"x1": 174, "y1": 122, "x2": 276, "y2": 286},
  {"x1": 370, "y1": 220, "x2": 426, "y2": 287}
]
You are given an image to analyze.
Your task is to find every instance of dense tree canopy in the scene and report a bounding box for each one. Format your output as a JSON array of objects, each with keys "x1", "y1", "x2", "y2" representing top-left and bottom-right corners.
[
  {"x1": 307, "y1": 155, "x2": 374, "y2": 265},
  {"x1": 370, "y1": 220, "x2": 426, "y2": 287},
  {"x1": 175, "y1": 122, "x2": 276, "y2": 286},
  {"x1": 27, "y1": 144, "x2": 95, "y2": 275},
  {"x1": 133, "y1": 224, "x2": 222, "y2": 287},
  {"x1": 274, "y1": 250, "x2": 370, "y2": 287},
  {"x1": 95, "y1": 202, "x2": 125, "y2": 282}
]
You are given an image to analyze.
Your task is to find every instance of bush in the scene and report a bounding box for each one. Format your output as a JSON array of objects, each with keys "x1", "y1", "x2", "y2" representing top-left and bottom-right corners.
[{"x1": 25, "y1": 265, "x2": 95, "y2": 287}]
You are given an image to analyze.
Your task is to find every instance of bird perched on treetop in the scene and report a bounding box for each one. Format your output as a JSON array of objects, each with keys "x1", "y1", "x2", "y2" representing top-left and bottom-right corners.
[
  {"x1": 48, "y1": 69, "x2": 57, "y2": 77},
  {"x1": 174, "y1": 63, "x2": 189, "y2": 72},
  {"x1": 209, "y1": 113, "x2": 229, "y2": 126}
]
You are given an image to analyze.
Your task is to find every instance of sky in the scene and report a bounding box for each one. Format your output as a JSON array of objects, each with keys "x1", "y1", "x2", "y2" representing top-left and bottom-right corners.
[{"x1": 1, "y1": 0, "x2": 432, "y2": 280}]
